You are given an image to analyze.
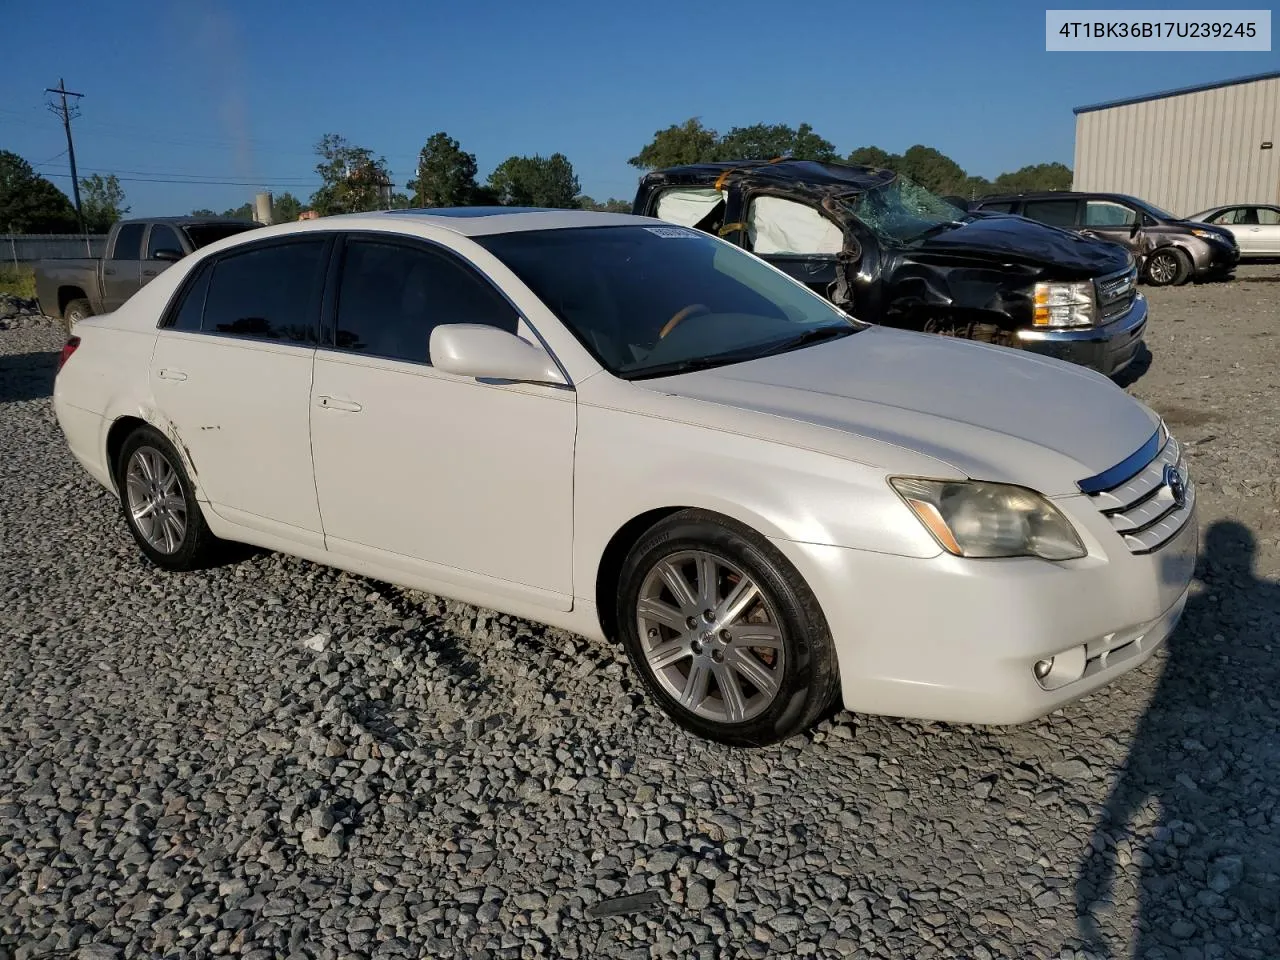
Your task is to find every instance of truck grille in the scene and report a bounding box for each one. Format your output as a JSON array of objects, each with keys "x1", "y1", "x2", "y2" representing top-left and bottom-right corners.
[
  {"x1": 1095, "y1": 265, "x2": 1138, "y2": 324},
  {"x1": 1080, "y1": 428, "x2": 1195, "y2": 554}
]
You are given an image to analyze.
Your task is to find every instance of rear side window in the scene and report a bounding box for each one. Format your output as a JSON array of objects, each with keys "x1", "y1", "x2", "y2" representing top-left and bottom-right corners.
[
  {"x1": 978, "y1": 201, "x2": 1016, "y2": 213},
  {"x1": 168, "y1": 262, "x2": 212, "y2": 332},
  {"x1": 332, "y1": 238, "x2": 518, "y2": 363},
  {"x1": 201, "y1": 240, "x2": 328, "y2": 344},
  {"x1": 1022, "y1": 199, "x2": 1079, "y2": 228},
  {"x1": 1258, "y1": 208, "x2": 1280, "y2": 225},
  {"x1": 112, "y1": 223, "x2": 145, "y2": 260}
]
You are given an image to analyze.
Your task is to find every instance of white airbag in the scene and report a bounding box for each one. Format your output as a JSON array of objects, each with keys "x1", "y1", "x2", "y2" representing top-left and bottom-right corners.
[
  {"x1": 748, "y1": 196, "x2": 843, "y2": 255},
  {"x1": 655, "y1": 188, "x2": 725, "y2": 228}
]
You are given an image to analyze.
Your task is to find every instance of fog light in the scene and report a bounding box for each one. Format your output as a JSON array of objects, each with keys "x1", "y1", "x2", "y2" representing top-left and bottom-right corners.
[
  {"x1": 1032, "y1": 644, "x2": 1088, "y2": 690},
  {"x1": 1034, "y1": 658, "x2": 1054, "y2": 680}
]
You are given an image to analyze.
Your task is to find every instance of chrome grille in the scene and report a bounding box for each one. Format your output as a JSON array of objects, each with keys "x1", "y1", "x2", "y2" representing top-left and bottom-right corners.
[
  {"x1": 1095, "y1": 265, "x2": 1138, "y2": 324},
  {"x1": 1083, "y1": 430, "x2": 1195, "y2": 554}
]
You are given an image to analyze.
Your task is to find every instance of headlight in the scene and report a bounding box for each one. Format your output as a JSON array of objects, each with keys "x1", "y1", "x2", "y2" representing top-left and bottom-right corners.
[
  {"x1": 1033, "y1": 281, "x2": 1095, "y2": 328},
  {"x1": 1190, "y1": 228, "x2": 1224, "y2": 243},
  {"x1": 890, "y1": 478, "x2": 1087, "y2": 560}
]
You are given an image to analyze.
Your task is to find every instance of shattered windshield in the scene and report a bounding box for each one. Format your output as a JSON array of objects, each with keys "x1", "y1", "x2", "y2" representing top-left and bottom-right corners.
[{"x1": 844, "y1": 177, "x2": 970, "y2": 245}]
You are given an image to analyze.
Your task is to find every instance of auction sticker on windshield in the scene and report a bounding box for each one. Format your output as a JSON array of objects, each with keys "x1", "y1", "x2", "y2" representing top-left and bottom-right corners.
[{"x1": 644, "y1": 226, "x2": 703, "y2": 239}]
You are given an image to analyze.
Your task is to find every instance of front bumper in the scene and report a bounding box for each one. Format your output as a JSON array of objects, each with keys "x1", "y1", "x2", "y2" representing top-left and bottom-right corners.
[
  {"x1": 772, "y1": 489, "x2": 1198, "y2": 726},
  {"x1": 1015, "y1": 292, "x2": 1147, "y2": 377},
  {"x1": 1191, "y1": 240, "x2": 1239, "y2": 278}
]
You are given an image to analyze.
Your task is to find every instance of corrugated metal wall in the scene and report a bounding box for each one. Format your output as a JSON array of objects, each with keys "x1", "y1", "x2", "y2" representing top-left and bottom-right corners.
[
  {"x1": 1, "y1": 234, "x2": 109, "y2": 265},
  {"x1": 1074, "y1": 76, "x2": 1280, "y2": 217}
]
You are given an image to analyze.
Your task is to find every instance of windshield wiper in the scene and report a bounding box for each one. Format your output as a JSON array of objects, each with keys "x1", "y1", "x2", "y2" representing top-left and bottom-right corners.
[
  {"x1": 618, "y1": 351, "x2": 763, "y2": 381},
  {"x1": 751, "y1": 324, "x2": 856, "y2": 358}
]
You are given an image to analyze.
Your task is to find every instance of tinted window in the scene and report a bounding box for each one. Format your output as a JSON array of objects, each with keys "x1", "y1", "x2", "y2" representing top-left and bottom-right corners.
[
  {"x1": 147, "y1": 225, "x2": 184, "y2": 259},
  {"x1": 332, "y1": 239, "x2": 518, "y2": 363},
  {"x1": 185, "y1": 223, "x2": 259, "y2": 249},
  {"x1": 1084, "y1": 200, "x2": 1137, "y2": 227},
  {"x1": 1022, "y1": 199, "x2": 1079, "y2": 227},
  {"x1": 202, "y1": 240, "x2": 327, "y2": 343},
  {"x1": 112, "y1": 223, "x2": 145, "y2": 260},
  {"x1": 168, "y1": 262, "x2": 212, "y2": 332},
  {"x1": 978, "y1": 201, "x2": 1016, "y2": 213}
]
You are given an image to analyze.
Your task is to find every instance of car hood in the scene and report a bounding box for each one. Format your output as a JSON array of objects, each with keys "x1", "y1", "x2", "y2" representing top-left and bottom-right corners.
[
  {"x1": 914, "y1": 214, "x2": 1131, "y2": 275},
  {"x1": 637, "y1": 327, "x2": 1160, "y2": 497}
]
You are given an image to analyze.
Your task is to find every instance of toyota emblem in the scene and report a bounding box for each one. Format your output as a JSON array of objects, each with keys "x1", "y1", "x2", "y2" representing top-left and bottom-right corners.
[{"x1": 1164, "y1": 464, "x2": 1187, "y2": 509}]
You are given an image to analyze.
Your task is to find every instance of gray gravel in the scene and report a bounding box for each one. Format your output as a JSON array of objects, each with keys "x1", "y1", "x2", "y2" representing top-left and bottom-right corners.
[{"x1": 2, "y1": 267, "x2": 1279, "y2": 959}]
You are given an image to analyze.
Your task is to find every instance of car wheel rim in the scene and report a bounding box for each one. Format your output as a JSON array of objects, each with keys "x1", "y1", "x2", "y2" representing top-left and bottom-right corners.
[
  {"x1": 125, "y1": 446, "x2": 187, "y2": 554},
  {"x1": 635, "y1": 549, "x2": 786, "y2": 724},
  {"x1": 1150, "y1": 254, "x2": 1175, "y2": 283}
]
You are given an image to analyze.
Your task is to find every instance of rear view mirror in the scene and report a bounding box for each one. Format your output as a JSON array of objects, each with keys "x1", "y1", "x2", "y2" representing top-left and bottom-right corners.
[
  {"x1": 430, "y1": 324, "x2": 568, "y2": 386},
  {"x1": 152, "y1": 248, "x2": 184, "y2": 262}
]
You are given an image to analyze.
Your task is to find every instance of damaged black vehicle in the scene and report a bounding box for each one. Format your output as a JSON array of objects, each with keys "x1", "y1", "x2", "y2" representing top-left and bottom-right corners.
[{"x1": 633, "y1": 160, "x2": 1146, "y2": 378}]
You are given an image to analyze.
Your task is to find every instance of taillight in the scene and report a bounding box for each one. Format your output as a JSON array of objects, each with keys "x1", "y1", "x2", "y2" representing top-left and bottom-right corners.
[{"x1": 56, "y1": 336, "x2": 80, "y2": 375}]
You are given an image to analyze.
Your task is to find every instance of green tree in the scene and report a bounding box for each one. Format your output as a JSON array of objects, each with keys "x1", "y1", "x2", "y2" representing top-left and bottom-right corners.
[
  {"x1": 847, "y1": 145, "x2": 901, "y2": 169},
  {"x1": 190, "y1": 208, "x2": 219, "y2": 217},
  {"x1": 487, "y1": 153, "x2": 581, "y2": 208},
  {"x1": 579, "y1": 196, "x2": 632, "y2": 213},
  {"x1": 716, "y1": 122, "x2": 837, "y2": 162},
  {"x1": 407, "y1": 132, "x2": 479, "y2": 207},
  {"x1": 272, "y1": 191, "x2": 304, "y2": 222},
  {"x1": 309, "y1": 133, "x2": 394, "y2": 215},
  {"x1": 79, "y1": 173, "x2": 129, "y2": 232},
  {"x1": 628, "y1": 118, "x2": 720, "y2": 169},
  {"x1": 895, "y1": 145, "x2": 969, "y2": 194},
  {"x1": 992, "y1": 162, "x2": 1073, "y2": 194},
  {"x1": 0, "y1": 151, "x2": 78, "y2": 233}
]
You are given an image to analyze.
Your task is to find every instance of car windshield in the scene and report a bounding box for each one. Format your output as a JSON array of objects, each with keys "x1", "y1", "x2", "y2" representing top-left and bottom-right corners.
[
  {"x1": 183, "y1": 222, "x2": 259, "y2": 249},
  {"x1": 843, "y1": 176, "x2": 970, "y2": 244},
  {"x1": 476, "y1": 225, "x2": 862, "y2": 380}
]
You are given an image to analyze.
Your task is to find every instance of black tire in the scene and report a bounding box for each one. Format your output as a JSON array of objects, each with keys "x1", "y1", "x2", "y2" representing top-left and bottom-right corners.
[
  {"x1": 616, "y1": 509, "x2": 839, "y2": 747},
  {"x1": 1144, "y1": 247, "x2": 1191, "y2": 287},
  {"x1": 63, "y1": 298, "x2": 92, "y2": 337},
  {"x1": 115, "y1": 425, "x2": 221, "y2": 571}
]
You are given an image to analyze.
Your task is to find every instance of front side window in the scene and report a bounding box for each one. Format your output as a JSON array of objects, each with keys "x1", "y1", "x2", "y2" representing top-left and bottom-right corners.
[
  {"x1": 1022, "y1": 199, "x2": 1079, "y2": 228},
  {"x1": 746, "y1": 196, "x2": 844, "y2": 256},
  {"x1": 184, "y1": 222, "x2": 260, "y2": 249},
  {"x1": 201, "y1": 240, "x2": 327, "y2": 344},
  {"x1": 978, "y1": 201, "x2": 1016, "y2": 214},
  {"x1": 112, "y1": 223, "x2": 145, "y2": 260},
  {"x1": 147, "y1": 225, "x2": 184, "y2": 259},
  {"x1": 1084, "y1": 200, "x2": 1137, "y2": 227},
  {"x1": 477, "y1": 225, "x2": 860, "y2": 381},
  {"x1": 843, "y1": 176, "x2": 968, "y2": 245},
  {"x1": 332, "y1": 238, "x2": 519, "y2": 363}
]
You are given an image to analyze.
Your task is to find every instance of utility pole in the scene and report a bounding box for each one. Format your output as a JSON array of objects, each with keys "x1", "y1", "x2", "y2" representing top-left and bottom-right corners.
[{"x1": 45, "y1": 78, "x2": 85, "y2": 233}]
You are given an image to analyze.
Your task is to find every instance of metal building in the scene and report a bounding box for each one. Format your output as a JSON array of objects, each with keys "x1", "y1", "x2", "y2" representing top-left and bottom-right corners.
[{"x1": 1073, "y1": 70, "x2": 1280, "y2": 217}]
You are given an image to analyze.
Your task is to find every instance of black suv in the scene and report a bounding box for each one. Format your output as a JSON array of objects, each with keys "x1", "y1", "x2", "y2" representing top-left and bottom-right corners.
[
  {"x1": 634, "y1": 160, "x2": 1147, "y2": 377},
  {"x1": 969, "y1": 191, "x2": 1239, "y2": 287}
]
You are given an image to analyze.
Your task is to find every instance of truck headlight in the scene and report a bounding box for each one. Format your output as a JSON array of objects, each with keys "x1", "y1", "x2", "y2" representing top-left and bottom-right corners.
[
  {"x1": 890, "y1": 478, "x2": 1087, "y2": 560},
  {"x1": 1033, "y1": 281, "x2": 1095, "y2": 328}
]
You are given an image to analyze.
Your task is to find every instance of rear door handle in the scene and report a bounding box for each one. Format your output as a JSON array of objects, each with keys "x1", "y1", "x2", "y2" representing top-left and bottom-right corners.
[
  {"x1": 142, "y1": 269, "x2": 158, "y2": 277},
  {"x1": 317, "y1": 396, "x2": 362, "y2": 412},
  {"x1": 157, "y1": 368, "x2": 187, "y2": 381}
]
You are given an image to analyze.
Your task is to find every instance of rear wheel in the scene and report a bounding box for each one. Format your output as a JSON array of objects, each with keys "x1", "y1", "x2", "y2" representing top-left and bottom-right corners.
[
  {"x1": 1144, "y1": 247, "x2": 1190, "y2": 287},
  {"x1": 116, "y1": 425, "x2": 220, "y2": 570},
  {"x1": 616, "y1": 510, "x2": 839, "y2": 746},
  {"x1": 63, "y1": 299, "x2": 92, "y2": 336}
]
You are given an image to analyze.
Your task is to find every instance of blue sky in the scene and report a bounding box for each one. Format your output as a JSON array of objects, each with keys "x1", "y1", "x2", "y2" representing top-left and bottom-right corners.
[{"x1": 2, "y1": 1, "x2": 1276, "y2": 218}]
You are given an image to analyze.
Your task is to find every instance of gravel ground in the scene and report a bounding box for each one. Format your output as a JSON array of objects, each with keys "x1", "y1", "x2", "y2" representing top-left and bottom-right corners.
[{"x1": 2, "y1": 267, "x2": 1278, "y2": 960}]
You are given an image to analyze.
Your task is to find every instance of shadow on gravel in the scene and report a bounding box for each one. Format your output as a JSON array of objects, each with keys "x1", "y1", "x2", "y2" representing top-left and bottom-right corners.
[
  {"x1": 1112, "y1": 342, "x2": 1153, "y2": 389},
  {"x1": 1076, "y1": 520, "x2": 1280, "y2": 958},
  {"x1": 0, "y1": 350, "x2": 58, "y2": 404}
]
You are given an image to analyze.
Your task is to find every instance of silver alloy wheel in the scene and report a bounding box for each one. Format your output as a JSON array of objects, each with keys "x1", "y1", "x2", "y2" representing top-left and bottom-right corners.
[
  {"x1": 635, "y1": 549, "x2": 786, "y2": 723},
  {"x1": 124, "y1": 446, "x2": 187, "y2": 554},
  {"x1": 1148, "y1": 251, "x2": 1177, "y2": 284}
]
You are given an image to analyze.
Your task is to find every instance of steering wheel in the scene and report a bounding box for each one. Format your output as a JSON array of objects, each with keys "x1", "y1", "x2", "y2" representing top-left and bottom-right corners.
[{"x1": 658, "y1": 303, "x2": 711, "y2": 340}]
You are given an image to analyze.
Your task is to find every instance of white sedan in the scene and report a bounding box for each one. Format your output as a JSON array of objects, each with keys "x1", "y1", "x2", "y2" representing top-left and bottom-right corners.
[
  {"x1": 1188, "y1": 203, "x2": 1280, "y2": 258},
  {"x1": 52, "y1": 208, "x2": 1198, "y2": 746}
]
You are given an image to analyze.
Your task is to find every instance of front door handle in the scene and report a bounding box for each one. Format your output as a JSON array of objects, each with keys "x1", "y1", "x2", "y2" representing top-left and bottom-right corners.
[
  {"x1": 157, "y1": 368, "x2": 187, "y2": 381},
  {"x1": 317, "y1": 396, "x2": 362, "y2": 412},
  {"x1": 142, "y1": 269, "x2": 158, "y2": 277}
]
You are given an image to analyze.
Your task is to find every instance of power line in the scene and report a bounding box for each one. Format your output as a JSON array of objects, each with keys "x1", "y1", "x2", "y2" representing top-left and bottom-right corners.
[
  {"x1": 43, "y1": 171, "x2": 318, "y2": 188},
  {"x1": 44, "y1": 78, "x2": 85, "y2": 232}
]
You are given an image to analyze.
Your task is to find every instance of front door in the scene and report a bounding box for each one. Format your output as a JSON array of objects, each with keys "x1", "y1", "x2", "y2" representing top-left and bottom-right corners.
[
  {"x1": 738, "y1": 192, "x2": 845, "y2": 299},
  {"x1": 149, "y1": 236, "x2": 331, "y2": 543},
  {"x1": 1081, "y1": 199, "x2": 1144, "y2": 256},
  {"x1": 102, "y1": 221, "x2": 145, "y2": 311},
  {"x1": 308, "y1": 234, "x2": 576, "y2": 607}
]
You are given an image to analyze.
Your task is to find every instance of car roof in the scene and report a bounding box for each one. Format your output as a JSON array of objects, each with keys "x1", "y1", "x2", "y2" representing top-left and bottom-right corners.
[
  {"x1": 123, "y1": 216, "x2": 260, "y2": 226},
  {"x1": 249, "y1": 207, "x2": 657, "y2": 237},
  {"x1": 640, "y1": 159, "x2": 896, "y2": 194}
]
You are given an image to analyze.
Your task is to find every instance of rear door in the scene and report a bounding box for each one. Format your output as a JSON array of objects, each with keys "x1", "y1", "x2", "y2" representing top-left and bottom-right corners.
[
  {"x1": 142, "y1": 224, "x2": 186, "y2": 289},
  {"x1": 1243, "y1": 206, "x2": 1280, "y2": 254},
  {"x1": 149, "y1": 235, "x2": 331, "y2": 547},
  {"x1": 1020, "y1": 197, "x2": 1083, "y2": 232},
  {"x1": 101, "y1": 222, "x2": 145, "y2": 310}
]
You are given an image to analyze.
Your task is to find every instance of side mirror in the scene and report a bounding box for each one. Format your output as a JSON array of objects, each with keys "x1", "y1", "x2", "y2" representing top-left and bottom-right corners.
[
  {"x1": 152, "y1": 248, "x2": 184, "y2": 262},
  {"x1": 430, "y1": 324, "x2": 568, "y2": 386}
]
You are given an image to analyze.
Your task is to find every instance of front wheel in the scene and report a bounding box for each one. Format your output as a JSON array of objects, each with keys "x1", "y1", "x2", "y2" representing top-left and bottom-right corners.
[
  {"x1": 616, "y1": 510, "x2": 839, "y2": 747},
  {"x1": 1144, "y1": 247, "x2": 1191, "y2": 287}
]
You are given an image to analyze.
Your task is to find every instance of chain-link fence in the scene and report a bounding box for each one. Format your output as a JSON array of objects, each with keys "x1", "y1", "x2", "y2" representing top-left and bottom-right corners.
[{"x1": 2, "y1": 234, "x2": 109, "y2": 266}]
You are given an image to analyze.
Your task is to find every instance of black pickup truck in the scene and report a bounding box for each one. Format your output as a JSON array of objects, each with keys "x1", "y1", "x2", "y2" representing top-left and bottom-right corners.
[
  {"x1": 633, "y1": 160, "x2": 1147, "y2": 378},
  {"x1": 34, "y1": 216, "x2": 259, "y2": 333}
]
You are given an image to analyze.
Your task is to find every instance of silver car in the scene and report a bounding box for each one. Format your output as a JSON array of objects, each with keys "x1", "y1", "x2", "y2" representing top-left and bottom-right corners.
[{"x1": 1188, "y1": 204, "x2": 1280, "y2": 258}]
